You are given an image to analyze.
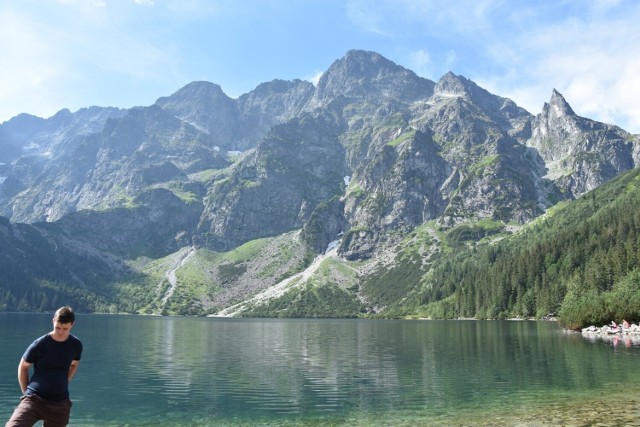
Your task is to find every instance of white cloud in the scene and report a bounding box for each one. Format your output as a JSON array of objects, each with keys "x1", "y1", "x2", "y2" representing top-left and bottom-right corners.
[
  {"x1": 0, "y1": 9, "x2": 68, "y2": 120},
  {"x1": 2, "y1": 0, "x2": 639, "y2": 135},
  {"x1": 345, "y1": 1, "x2": 640, "y2": 132},
  {"x1": 591, "y1": 0, "x2": 623, "y2": 14},
  {"x1": 410, "y1": 0, "x2": 500, "y2": 36},
  {"x1": 56, "y1": 0, "x2": 106, "y2": 9},
  {"x1": 346, "y1": 0, "x2": 503, "y2": 39},
  {"x1": 495, "y1": 4, "x2": 640, "y2": 131},
  {"x1": 164, "y1": 0, "x2": 229, "y2": 20},
  {"x1": 345, "y1": 0, "x2": 390, "y2": 36},
  {"x1": 306, "y1": 71, "x2": 324, "y2": 86},
  {"x1": 0, "y1": 1, "x2": 185, "y2": 121},
  {"x1": 408, "y1": 50, "x2": 431, "y2": 78}
]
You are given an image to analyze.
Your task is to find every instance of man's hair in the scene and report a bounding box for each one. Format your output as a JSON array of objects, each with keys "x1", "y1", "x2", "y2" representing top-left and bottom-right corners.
[{"x1": 54, "y1": 306, "x2": 75, "y2": 324}]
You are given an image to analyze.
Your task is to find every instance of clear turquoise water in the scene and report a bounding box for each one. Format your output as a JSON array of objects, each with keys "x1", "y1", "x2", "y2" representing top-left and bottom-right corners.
[{"x1": 1, "y1": 314, "x2": 639, "y2": 426}]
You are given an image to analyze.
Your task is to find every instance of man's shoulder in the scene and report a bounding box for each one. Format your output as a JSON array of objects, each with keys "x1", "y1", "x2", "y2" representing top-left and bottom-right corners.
[
  {"x1": 69, "y1": 334, "x2": 83, "y2": 352},
  {"x1": 23, "y1": 334, "x2": 52, "y2": 361},
  {"x1": 30, "y1": 333, "x2": 52, "y2": 346}
]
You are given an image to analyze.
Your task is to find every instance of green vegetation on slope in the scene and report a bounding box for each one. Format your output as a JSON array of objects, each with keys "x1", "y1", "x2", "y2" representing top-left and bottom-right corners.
[
  {"x1": 416, "y1": 168, "x2": 640, "y2": 329},
  {"x1": 243, "y1": 283, "x2": 364, "y2": 318},
  {"x1": 242, "y1": 253, "x2": 364, "y2": 318},
  {"x1": 0, "y1": 219, "x2": 128, "y2": 313},
  {"x1": 3, "y1": 165, "x2": 640, "y2": 326}
]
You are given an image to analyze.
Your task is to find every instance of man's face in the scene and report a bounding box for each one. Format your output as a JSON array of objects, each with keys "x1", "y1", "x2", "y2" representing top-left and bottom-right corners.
[{"x1": 51, "y1": 320, "x2": 74, "y2": 341}]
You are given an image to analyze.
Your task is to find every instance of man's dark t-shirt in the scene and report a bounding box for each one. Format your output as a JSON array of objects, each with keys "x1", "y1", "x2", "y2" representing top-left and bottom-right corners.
[{"x1": 23, "y1": 333, "x2": 83, "y2": 401}]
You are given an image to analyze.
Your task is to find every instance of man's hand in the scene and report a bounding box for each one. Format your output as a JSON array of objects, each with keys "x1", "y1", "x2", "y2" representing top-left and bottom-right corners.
[
  {"x1": 17, "y1": 359, "x2": 32, "y2": 394},
  {"x1": 68, "y1": 360, "x2": 80, "y2": 381}
]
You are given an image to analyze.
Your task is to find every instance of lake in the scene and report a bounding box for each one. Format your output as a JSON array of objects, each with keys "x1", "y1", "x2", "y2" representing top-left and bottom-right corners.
[{"x1": 1, "y1": 314, "x2": 639, "y2": 426}]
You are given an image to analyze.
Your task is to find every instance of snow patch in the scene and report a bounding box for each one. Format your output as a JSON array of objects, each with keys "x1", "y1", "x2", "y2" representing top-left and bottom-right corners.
[{"x1": 343, "y1": 176, "x2": 351, "y2": 186}]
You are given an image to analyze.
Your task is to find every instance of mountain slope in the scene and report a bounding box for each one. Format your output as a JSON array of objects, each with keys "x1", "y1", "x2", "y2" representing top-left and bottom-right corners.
[
  {"x1": 0, "y1": 49, "x2": 638, "y2": 319},
  {"x1": 417, "y1": 166, "x2": 640, "y2": 328},
  {"x1": 0, "y1": 216, "x2": 129, "y2": 312}
]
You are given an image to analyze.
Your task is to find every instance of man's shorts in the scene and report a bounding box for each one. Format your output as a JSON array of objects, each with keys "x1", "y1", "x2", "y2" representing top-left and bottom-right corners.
[{"x1": 5, "y1": 394, "x2": 72, "y2": 427}]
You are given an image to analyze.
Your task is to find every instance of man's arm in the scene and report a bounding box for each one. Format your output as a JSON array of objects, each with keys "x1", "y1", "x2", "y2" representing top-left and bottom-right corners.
[
  {"x1": 18, "y1": 359, "x2": 32, "y2": 394},
  {"x1": 68, "y1": 360, "x2": 80, "y2": 381}
]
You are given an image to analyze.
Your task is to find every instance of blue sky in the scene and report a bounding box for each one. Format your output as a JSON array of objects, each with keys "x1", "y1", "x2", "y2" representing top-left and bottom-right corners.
[{"x1": 1, "y1": 0, "x2": 639, "y2": 133}]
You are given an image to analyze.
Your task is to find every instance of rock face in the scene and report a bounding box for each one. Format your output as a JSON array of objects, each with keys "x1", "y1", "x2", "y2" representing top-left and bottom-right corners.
[
  {"x1": 195, "y1": 112, "x2": 347, "y2": 251},
  {"x1": 528, "y1": 89, "x2": 636, "y2": 196},
  {"x1": 0, "y1": 49, "x2": 638, "y2": 265},
  {"x1": 155, "y1": 79, "x2": 315, "y2": 152},
  {"x1": 527, "y1": 90, "x2": 638, "y2": 197},
  {"x1": 154, "y1": 81, "x2": 239, "y2": 149},
  {"x1": 236, "y1": 79, "x2": 316, "y2": 150}
]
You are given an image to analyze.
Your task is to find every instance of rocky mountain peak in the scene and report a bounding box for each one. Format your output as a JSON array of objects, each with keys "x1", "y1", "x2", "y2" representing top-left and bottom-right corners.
[
  {"x1": 243, "y1": 79, "x2": 313, "y2": 98},
  {"x1": 528, "y1": 88, "x2": 636, "y2": 197},
  {"x1": 534, "y1": 89, "x2": 578, "y2": 132},
  {"x1": 325, "y1": 49, "x2": 397, "y2": 77},
  {"x1": 154, "y1": 81, "x2": 234, "y2": 124},
  {"x1": 312, "y1": 49, "x2": 434, "y2": 105},
  {"x1": 237, "y1": 79, "x2": 314, "y2": 115},
  {"x1": 154, "y1": 80, "x2": 238, "y2": 146},
  {"x1": 434, "y1": 72, "x2": 471, "y2": 98},
  {"x1": 429, "y1": 72, "x2": 532, "y2": 136},
  {"x1": 545, "y1": 89, "x2": 576, "y2": 119},
  {"x1": 157, "y1": 81, "x2": 228, "y2": 104}
]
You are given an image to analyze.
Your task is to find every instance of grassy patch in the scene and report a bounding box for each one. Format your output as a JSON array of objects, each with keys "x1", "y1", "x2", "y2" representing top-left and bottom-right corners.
[
  {"x1": 386, "y1": 129, "x2": 416, "y2": 147},
  {"x1": 243, "y1": 283, "x2": 364, "y2": 318}
]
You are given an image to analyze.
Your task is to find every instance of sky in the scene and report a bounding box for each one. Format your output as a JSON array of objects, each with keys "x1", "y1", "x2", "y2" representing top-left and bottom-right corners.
[{"x1": 1, "y1": 0, "x2": 639, "y2": 133}]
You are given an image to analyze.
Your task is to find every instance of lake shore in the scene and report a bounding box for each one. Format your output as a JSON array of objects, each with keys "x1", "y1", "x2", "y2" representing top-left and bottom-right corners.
[
  {"x1": 428, "y1": 385, "x2": 640, "y2": 427},
  {"x1": 184, "y1": 385, "x2": 640, "y2": 427}
]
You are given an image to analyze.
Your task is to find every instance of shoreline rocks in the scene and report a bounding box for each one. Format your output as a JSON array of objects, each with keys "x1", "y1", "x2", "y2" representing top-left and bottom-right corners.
[{"x1": 581, "y1": 322, "x2": 640, "y2": 346}]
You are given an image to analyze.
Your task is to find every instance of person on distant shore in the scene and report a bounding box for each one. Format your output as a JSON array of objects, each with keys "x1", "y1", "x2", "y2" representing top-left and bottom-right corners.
[{"x1": 5, "y1": 306, "x2": 83, "y2": 427}]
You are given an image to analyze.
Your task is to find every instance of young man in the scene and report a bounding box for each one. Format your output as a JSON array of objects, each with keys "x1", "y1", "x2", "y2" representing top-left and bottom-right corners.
[{"x1": 5, "y1": 306, "x2": 83, "y2": 427}]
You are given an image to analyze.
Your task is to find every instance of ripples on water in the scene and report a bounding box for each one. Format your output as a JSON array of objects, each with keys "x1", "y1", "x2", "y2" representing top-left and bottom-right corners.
[{"x1": 1, "y1": 315, "x2": 639, "y2": 426}]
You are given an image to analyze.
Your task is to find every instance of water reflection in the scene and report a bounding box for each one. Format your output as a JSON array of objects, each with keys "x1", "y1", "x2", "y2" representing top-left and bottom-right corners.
[
  {"x1": 2, "y1": 315, "x2": 640, "y2": 426},
  {"x1": 581, "y1": 330, "x2": 640, "y2": 348}
]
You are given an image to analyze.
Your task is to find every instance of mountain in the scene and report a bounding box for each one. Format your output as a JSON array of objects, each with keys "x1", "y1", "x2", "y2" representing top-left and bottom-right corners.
[
  {"x1": 310, "y1": 50, "x2": 435, "y2": 106},
  {"x1": 417, "y1": 165, "x2": 640, "y2": 328},
  {"x1": 0, "y1": 49, "x2": 638, "y2": 320},
  {"x1": 155, "y1": 79, "x2": 315, "y2": 151},
  {"x1": 529, "y1": 89, "x2": 638, "y2": 196}
]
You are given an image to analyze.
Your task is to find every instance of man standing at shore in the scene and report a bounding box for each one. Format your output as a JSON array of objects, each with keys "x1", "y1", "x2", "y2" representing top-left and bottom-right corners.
[{"x1": 5, "y1": 306, "x2": 83, "y2": 427}]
